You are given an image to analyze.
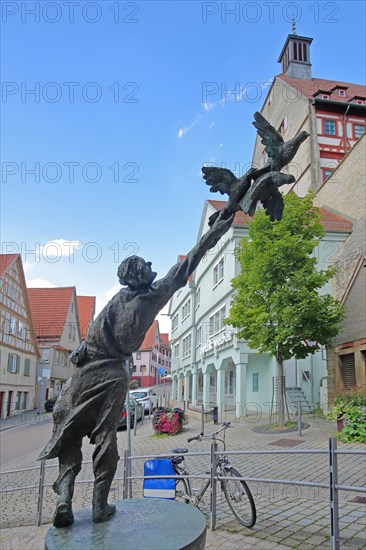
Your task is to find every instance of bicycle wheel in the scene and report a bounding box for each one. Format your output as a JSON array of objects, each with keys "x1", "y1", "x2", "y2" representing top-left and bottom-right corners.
[
  {"x1": 175, "y1": 477, "x2": 191, "y2": 504},
  {"x1": 221, "y1": 468, "x2": 256, "y2": 528}
]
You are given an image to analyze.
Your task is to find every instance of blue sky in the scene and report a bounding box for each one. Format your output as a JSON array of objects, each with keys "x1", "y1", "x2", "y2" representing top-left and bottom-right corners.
[{"x1": 1, "y1": 0, "x2": 365, "y2": 331}]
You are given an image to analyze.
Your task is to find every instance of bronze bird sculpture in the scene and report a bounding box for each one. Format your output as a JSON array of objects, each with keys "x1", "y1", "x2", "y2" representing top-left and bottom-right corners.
[
  {"x1": 253, "y1": 111, "x2": 310, "y2": 172},
  {"x1": 202, "y1": 112, "x2": 309, "y2": 225}
]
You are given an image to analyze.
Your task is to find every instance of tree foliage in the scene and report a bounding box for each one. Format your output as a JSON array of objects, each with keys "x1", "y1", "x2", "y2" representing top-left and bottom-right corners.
[{"x1": 226, "y1": 192, "x2": 345, "y2": 365}]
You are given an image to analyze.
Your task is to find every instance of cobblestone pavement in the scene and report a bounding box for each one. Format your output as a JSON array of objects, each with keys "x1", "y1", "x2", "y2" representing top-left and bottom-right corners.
[{"x1": 0, "y1": 411, "x2": 365, "y2": 550}]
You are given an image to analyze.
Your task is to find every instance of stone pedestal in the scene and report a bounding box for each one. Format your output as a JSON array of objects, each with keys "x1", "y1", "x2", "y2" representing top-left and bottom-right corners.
[{"x1": 45, "y1": 498, "x2": 206, "y2": 550}]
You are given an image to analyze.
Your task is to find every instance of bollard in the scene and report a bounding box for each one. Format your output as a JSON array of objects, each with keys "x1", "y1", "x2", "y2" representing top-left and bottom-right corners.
[
  {"x1": 211, "y1": 406, "x2": 219, "y2": 425},
  {"x1": 329, "y1": 437, "x2": 340, "y2": 550},
  {"x1": 134, "y1": 406, "x2": 138, "y2": 435},
  {"x1": 210, "y1": 440, "x2": 218, "y2": 531},
  {"x1": 36, "y1": 459, "x2": 46, "y2": 526},
  {"x1": 297, "y1": 403, "x2": 302, "y2": 437}
]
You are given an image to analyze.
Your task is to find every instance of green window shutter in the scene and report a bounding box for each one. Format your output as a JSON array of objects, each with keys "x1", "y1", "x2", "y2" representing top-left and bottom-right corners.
[
  {"x1": 24, "y1": 358, "x2": 30, "y2": 376},
  {"x1": 7, "y1": 354, "x2": 12, "y2": 372},
  {"x1": 16, "y1": 355, "x2": 20, "y2": 373}
]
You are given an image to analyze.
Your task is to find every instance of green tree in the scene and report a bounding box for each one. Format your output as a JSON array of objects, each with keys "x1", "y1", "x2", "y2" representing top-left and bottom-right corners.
[{"x1": 226, "y1": 193, "x2": 345, "y2": 426}]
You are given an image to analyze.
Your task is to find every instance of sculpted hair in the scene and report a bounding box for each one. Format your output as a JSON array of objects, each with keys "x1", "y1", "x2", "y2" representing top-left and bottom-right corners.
[{"x1": 117, "y1": 256, "x2": 145, "y2": 286}]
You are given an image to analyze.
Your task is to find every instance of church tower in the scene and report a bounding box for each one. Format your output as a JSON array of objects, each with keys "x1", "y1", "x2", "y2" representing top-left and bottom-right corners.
[{"x1": 277, "y1": 21, "x2": 313, "y2": 80}]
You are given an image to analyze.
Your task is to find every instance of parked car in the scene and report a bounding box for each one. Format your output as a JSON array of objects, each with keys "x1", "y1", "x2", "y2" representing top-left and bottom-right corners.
[
  {"x1": 118, "y1": 396, "x2": 143, "y2": 429},
  {"x1": 44, "y1": 396, "x2": 57, "y2": 412},
  {"x1": 130, "y1": 388, "x2": 158, "y2": 413}
]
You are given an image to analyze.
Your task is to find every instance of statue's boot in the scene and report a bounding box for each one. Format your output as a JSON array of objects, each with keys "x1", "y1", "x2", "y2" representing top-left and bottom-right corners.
[
  {"x1": 52, "y1": 474, "x2": 75, "y2": 528},
  {"x1": 92, "y1": 480, "x2": 116, "y2": 523}
]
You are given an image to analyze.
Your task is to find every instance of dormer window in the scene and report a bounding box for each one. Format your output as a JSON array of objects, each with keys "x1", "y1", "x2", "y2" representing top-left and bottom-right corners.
[
  {"x1": 321, "y1": 94, "x2": 330, "y2": 100},
  {"x1": 338, "y1": 89, "x2": 346, "y2": 97},
  {"x1": 355, "y1": 99, "x2": 364, "y2": 105}
]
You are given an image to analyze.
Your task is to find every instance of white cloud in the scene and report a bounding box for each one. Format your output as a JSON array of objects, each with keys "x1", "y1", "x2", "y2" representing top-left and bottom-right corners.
[
  {"x1": 177, "y1": 116, "x2": 200, "y2": 139},
  {"x1": 41, "y1": 239, "x2": 80, "y2": 258},
  {"x1": 207, "y1": 122, "x2": 215, "y2": 131},
  {"x1": 22, "y1": 260, "x2": 35, "y2": 274},
  {"x1": 27, "y1": 278, "x2": 57, "y2": 288}
]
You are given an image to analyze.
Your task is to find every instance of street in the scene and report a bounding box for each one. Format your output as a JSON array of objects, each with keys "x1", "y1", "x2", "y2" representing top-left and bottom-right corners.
[{"x1": 1, "y1": 419, "x2": 53, "y2": 468}]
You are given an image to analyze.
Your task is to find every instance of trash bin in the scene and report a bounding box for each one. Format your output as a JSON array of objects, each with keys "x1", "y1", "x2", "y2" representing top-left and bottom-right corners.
[{"x1": 211, "y1": 406, "x2": 218, "y2": 425}]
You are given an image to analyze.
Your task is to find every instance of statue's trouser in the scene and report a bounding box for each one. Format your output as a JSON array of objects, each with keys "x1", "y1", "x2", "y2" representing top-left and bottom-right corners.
[{"x1": 53, "y1": 427, "x2": 119, "y2": 525}]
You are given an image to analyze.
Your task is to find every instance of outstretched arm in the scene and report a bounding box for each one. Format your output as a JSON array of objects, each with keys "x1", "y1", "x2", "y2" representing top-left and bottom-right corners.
[{"x1": 155, "y1": 207, "x2": 234, "y2": 298}]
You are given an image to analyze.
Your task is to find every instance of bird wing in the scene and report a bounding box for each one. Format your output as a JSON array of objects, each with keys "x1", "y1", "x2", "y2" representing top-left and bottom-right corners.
[
  {"x1": 262, "y1": 189, "x2": 284, "y2": 221},
  {"x1": 252, "y1": 112, "x2": 284, "y2": 158},
  {"x1": 202, "y1": 166, "x2": 238, "y2": 195}
]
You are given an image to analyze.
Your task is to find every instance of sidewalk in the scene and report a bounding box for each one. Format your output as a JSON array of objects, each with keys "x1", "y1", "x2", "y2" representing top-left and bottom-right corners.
[
  {"x1": 0, "y1": 413, "x2": 365, "y2": 549},
  {"x1": 0, "y1": 410, "x2": 52, "y2": 432}
]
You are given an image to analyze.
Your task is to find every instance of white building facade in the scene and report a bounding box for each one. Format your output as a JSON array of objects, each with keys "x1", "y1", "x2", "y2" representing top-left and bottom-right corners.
[{"x1": 169, "y1": 200, "x2": 351, "y2": 418}]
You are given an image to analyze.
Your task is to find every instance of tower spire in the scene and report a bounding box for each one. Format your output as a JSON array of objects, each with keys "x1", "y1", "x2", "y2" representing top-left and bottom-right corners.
[{"x1": 292, "y1": 15, "x2": 297, "y2": 35}]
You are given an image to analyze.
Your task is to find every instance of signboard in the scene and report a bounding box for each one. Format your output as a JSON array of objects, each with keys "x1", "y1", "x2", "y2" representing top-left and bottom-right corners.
[
  {"x1": 158, "y1": 368, "x2": 165, "y2": 375},
  {"x1": 200, "y1": 331, "x2": 234, "y2": 357}
]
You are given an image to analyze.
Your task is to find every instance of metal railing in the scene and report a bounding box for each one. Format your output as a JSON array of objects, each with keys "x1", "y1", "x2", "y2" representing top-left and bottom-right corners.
[
  {"x1": 1, "y1": 437, "x2": 365, "y2": 550},
  {"x1": 122, "y1": 437, "x2": 365, "y2": 550}
]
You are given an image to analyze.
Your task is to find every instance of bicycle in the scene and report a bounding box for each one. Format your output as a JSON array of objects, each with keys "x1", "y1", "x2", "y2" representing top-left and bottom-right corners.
[{"x1": 170, "y1": 422, "x2": 256, "y2": 528}]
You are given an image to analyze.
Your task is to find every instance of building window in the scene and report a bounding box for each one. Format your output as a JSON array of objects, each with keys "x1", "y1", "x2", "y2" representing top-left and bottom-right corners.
[
  {"x1": 252, "y1": 373, "x2": 259, "y2": 392},
  {"x1": 174, "y1": 343, "x2": 179, "y2": 359},
  {"x1": 340, "y1": 354, "x2": 356, "y2": 389},
  {"x1": 353, "y1": 124, "x2": 365, "y2": 139},
  {"x1": 225, "y1": 370, "x2": 234, "y2": 396},
  {"x1": 278, "y1": 116, "x2": 288, "y2": 137},
  {"x1": 210, "y1": 373, "x2": 216, "y2": 390},
  {"x1": 24, "y1": 358, "x2": 30, "y2": 376},
  {"x1": 140, "y1": 365, "x2": 146, "y2": 373},
  {"x1": 323, "y1": 120, "x2": 336, "y2": 136},
  {"x1": 7, "y1": 353, "x2": 19, "y2": 373},
  {"x1": 209, "y1": 305, "x2": 226, "y2": 336},
  {"x1": 338, "y1": 89, "x2": 346, "y2": 97},
  {"x1": 322, "y1": 168, "x2": 333, "y2": 181},
  {"x1": 355, "y1": 99, "x2": 364, "y2": 105},
  {"x1": 172, "y1": 313, "x2": 179, "y2": 332},
  {"x1": 136, "y1": 352, "x2": 141, "y2": 360},
  {"x1": 182, "y1": 299, "x2": 191, "y2": 321},
  {"x1": 18, "y1": 321, "x2": 26, "y2": 340},
  {"x1": 61, "y1": 353, "x2": 65, "y2": 367},
  {"x1": 196, "y1": 326, "x2": 202, "y2": 347},
  {"x1": 196, "y1": 287, "x2": 200, "y2": 309},
  {"x1": 321, "y1": 94, "x2": 330, "y2": 100},
  {"x1": 7, "y1": 286, "x2": 18, "y2": 301},
  {"x1": 15, "y1": 391, "x2": 22, "y2": 411},
  {"x1": 22, "y1": 392, "x2": 28, "y2": 409},
  {"x1": 10, "y1": 317, "x2": 17, "y2": 336},
  {"x1": 182, "y1": 334, "x2": 192, "y2": 359},
  {"x1": 213, "y1": 258, "x2": 224, "y2": 287}
]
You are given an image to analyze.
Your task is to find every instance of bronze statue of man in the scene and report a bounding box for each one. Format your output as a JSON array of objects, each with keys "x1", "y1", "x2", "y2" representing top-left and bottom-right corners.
[{"x1": 39, "y1": 207, "x2": 235, "y2": 528}]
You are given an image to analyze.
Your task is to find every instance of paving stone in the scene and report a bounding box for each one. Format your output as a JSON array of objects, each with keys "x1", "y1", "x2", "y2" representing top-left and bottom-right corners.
[{"x1": 1, "y1": 415, "x2": 365, "y2": 549}]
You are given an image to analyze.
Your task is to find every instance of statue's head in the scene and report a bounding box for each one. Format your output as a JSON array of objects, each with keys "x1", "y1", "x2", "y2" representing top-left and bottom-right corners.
[{"x1": 117, "y1": 256, "x2": 157, "y2": 290}]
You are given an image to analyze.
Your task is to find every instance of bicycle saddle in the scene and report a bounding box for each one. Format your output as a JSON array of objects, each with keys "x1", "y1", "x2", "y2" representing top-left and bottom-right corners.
[{"x1": 171, "y1": 448, "x2": 188, "y2": 454}]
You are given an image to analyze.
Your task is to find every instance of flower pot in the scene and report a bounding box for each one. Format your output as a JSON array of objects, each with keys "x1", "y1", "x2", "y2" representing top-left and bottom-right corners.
[{"x1": 337, "y1": 416, "x2": 344, "y2": 432}]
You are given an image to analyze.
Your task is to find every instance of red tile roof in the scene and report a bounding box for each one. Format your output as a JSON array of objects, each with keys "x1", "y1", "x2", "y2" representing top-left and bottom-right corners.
[
  {"x1": 160, "y1": 333, "x2": 171, "y2": 348},
  {"x1": 139, "y1": 320, "x2": 159, "y2": 350},
  {"x1": 207, "y1": 200, "x2": 352, "y2": 232},
  {"x1": 277, "y1": 74, "x2": 366, "y2": 103},
  {"x1": 0, "y1": 254, "x2": 18, "y2": 276},
  {"x1": 77, "y1": 296, "x2": 96, "y2": 339},
  {"x1": 28, "y1": 287, "x2": 75, "y2": 340}
]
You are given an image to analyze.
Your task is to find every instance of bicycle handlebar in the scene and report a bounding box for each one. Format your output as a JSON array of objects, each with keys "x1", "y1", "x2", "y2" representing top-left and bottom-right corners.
[
  {"x1": 187, "y1": 422, "x2": 232, "y2": 443},
  {"x1": 187, "y1": 433, "x2": 203, "y2": 443}
]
